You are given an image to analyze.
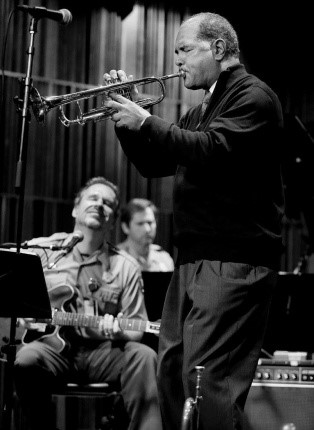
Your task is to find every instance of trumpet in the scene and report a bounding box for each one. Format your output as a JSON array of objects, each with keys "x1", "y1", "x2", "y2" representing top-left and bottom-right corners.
[
  {"x1": 181, "y1": 366, "x2": 205, "y2": 430},
  {"x1": 29, "y1": 71, "x2": 184, "y2": 127}
]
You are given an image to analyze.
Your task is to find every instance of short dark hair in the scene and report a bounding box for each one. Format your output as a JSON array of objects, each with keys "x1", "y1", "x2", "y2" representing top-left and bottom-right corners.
[
  {"x1": 120, "y1": 198, "x2": 158, "y2": 226},
  {"x1": 74, "y1": 176, "x2": 120, "y2": 217},
  {"x1": 185, "y1": 12, "x2": 240, "y2": 59}
]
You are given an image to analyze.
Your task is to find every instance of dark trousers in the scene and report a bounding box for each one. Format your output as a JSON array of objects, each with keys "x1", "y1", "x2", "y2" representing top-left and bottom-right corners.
[
  {"x1": 157, "y1": 260, "x2": 277, "y2": 430},
  {"x1": 15, "y1": 340, "x2": 162, "y2": 430}
]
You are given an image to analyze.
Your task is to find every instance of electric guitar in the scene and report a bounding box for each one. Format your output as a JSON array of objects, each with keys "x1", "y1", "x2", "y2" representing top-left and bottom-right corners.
[{"x1": 21, "y1": 284, "x2": 160, "y2": 353}]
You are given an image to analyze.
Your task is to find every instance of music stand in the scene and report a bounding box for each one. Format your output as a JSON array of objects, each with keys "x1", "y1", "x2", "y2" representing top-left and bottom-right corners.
[
  {"x1": 141, "y1": 271, "x2": 173, "y2": 322},
  {"x1": 0, "y1": 248, "x2": 51, "y2": 430},
  {"x1": 141, "y1": 271, "x2": 173, "y2": 352},
  {"x1": 262, "y1": 272, "x2": 314, "y2": 355}
]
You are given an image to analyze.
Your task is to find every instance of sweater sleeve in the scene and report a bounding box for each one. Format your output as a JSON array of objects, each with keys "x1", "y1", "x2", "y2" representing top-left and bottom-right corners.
[
  {"x1": 139, "y1": 84, "x2": 282, "y2": 169},
  {"x1": 116, "y1": 82, "x2": 282, "y2": 175},
  {"x1": 116, "y1": 127, "x2": 177, "y2": 178}
]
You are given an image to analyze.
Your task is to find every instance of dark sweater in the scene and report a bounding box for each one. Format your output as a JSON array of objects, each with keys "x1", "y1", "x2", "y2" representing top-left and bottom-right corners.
[{"x1": 117, "y1": 64, "x2": 285, "y2": 270}]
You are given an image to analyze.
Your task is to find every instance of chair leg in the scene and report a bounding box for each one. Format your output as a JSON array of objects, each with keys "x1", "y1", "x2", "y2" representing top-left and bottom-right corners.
[
  {"x1": 52, "y1": 391, "x2": 128, "y2": 430},
  {"x1": 97, "y1": 393, "x2": 128, "y2": 430}
]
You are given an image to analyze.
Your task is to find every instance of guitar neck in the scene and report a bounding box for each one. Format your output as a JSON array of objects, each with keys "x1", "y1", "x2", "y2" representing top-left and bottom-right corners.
[{"x1": 48, "y1": 311, "x2": 159, "y2": 334}]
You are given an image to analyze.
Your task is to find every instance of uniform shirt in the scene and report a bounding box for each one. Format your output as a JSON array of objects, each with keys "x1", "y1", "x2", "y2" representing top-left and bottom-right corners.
[
  {"x1": 117, "y1": 242, "x2": 174, "y2": 272},
  {"x1": 26, "y1": 232, "x2": 147, "y2": 341}
]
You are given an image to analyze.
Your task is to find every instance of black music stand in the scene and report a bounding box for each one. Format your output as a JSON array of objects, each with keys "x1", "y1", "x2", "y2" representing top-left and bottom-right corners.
[
  {"x1": 0, "y1": 248, "x2": 51, "y2": 430},
  {"x1": 141, "y1": 271, "x2": 173, "y2": 322},
  {"x1": 0, "y1": 249, "x2": 51, "y2": 318},
  {"x1": 262, "y1": 272, "x2": 314, "y2": 355},
  {"x1": 141, "y1": 271, "x2": 173, "y2": 352}
]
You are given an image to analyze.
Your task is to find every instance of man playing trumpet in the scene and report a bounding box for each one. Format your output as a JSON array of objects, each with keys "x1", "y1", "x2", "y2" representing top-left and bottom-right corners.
[{"x1": 103, "y1": 11, "x2": 284, "y2": 430}]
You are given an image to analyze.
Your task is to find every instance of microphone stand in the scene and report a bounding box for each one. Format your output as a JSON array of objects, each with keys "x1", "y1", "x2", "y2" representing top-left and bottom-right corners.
[
  {"x1": 293, "y1": 243, "x2": 312, "y2": 275},
  {"x1": 1, "y1": 16, "x2": 39, "y2": 430},
  {"x1": 15, "y1": 17, "x2": 38, "y2": 252}
]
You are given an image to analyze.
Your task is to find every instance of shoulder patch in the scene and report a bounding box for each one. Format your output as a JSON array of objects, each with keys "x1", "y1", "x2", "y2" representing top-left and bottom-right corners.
[
  {"x1": 26, "y1": 232, "x2": 69, "y2": 246},
  {"x1": 49, "y1": 232, "x2": 69, "y2": 241},
  {"x1": 108, "y1": 242, "x2": 141, "y2": 268}
]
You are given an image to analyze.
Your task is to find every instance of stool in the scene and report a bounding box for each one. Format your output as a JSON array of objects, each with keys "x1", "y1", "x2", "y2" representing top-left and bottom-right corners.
[{"x1": 52, "y1": 382, "x2": 127, "y2": 430}]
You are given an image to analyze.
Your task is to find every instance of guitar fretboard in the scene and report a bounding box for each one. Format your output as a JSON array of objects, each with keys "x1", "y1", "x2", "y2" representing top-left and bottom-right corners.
[{"x1": 49, "y1": 311, "x2": 159, "y2": 333}]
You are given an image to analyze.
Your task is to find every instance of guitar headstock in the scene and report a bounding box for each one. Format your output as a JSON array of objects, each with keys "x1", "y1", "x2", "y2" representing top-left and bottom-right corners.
[
  {"x1": 145, "y1": 321, "x2": 160, "y2": 334},
  {"x1": 119, "y1": 318, "x2": 160, "y2": 334}
]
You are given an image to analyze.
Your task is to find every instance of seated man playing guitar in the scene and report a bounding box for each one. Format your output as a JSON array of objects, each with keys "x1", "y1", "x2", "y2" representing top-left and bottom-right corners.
[{"x1": 14, "y1": 176, "x2": 162, "y2": 430}]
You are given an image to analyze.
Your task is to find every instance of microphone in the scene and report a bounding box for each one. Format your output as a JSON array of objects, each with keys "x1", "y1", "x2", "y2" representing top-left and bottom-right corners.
[
  {"x1": 62, "y1": 230, "x2": 84, "y2": 252},
  {"x1": 17, "y1": 5, "x2": 72, "y2": 25},
  {"x1": 47, "y1": 230, "x2": 84, "y2": 269}
]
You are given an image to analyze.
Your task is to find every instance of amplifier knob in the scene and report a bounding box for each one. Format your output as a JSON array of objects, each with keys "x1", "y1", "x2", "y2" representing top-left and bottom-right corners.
[
  {"x1": 283, "y1": 373, "x2": 289, "y2": 380},
  {"x1": 255, "y1": 371, "x2": 262, "y2": 379},
  {"x1": 290, "y1": 373, "x2": 297, "y2": 381},
  {"x1": 263, "y1": 372, "x2": 270, "y2": 380},
  {"x1": 275, "y1": 373, "x2": 282, "y2": 380},
  {"x1": 282, "y1": 423, "x2": 296, "y2": 430}
]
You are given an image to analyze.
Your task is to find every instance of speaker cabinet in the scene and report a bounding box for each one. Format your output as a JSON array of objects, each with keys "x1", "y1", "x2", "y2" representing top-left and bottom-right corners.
[{"x1": 244, "y1": 382, "x2": 314, "y2": 430}]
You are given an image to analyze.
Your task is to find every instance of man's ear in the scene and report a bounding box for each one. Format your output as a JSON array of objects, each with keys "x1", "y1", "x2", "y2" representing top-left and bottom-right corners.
[
  {"x1": 213, "y1": 38, "x2": 226, "y2": 61},
  {"x1": 121, "y1": 222, "x2": 130, "y2": 235}
]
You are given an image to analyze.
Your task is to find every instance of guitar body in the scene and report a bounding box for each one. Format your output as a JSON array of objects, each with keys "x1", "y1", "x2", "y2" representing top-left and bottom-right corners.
[
  {"x1": 21, "y1": 284, "x2": 161, "y2": 354},
  {"x1": 22, "y1": 284, "x2": 76, "y2": 353}
]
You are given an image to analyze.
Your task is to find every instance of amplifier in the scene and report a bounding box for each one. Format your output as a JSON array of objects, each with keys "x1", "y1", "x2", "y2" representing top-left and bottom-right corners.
[
  {"x1": 254, "y1": 359, "x2": 314, "y2": 384},
  {"x1": 244, "y1": 360, "x2": 314, "y2": 429},
  {"x1": 244, "y1": 382, "x2": 314, "y2": 430}
]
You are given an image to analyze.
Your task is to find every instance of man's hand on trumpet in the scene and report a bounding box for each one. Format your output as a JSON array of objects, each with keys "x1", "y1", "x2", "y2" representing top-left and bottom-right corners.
[{"x1": 102, "y1": 69, "x2": 151, "y2": 131}]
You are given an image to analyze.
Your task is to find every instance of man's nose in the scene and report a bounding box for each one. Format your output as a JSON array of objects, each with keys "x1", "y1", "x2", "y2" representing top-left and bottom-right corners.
[
  {"x1": 94, "y1": 199, "x2": 105, "y2": 212},
  {"x1": 175, "y1": 55, "x2": 183, "y2": 67},
  {"x1": 144, "y1": 223, "x2": 152, "y2": 232}
]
